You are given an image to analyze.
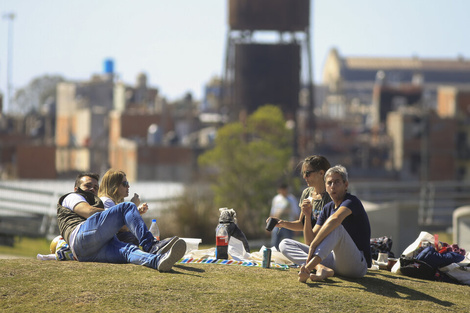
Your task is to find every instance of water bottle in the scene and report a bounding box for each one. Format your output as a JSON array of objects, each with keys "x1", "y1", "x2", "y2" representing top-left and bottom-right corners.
[
  {"x1": 149, "y1": 219, "x2": 160, "y2": 241},
  {"x1": 215, "y1": 223, "x2": 229, "y2": 259}
]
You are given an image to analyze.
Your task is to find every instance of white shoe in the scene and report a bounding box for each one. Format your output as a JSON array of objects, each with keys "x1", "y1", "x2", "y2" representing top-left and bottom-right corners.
[{"x1": 157, "y1": 239, "x2": 186, "y2": 272}]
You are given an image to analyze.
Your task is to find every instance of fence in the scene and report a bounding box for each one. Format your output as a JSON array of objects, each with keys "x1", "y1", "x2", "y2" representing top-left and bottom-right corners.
[
  {"x1": 350, "y1": 180, "x2": 470, "y2": 228},
  {"x1": 0, "y1": 180, "x2": 185, "y2": 242},
  {"x1": 1, "y1": 179, "x2": 469, "y2": 242}
]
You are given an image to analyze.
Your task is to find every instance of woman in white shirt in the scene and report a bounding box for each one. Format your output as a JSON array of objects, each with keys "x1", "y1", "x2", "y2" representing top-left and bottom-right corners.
[{"x1": 98, "y1": 169, "x2": 148, "y2": 245}]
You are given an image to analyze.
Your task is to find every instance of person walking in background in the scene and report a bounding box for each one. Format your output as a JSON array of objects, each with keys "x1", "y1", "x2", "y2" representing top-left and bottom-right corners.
[
  {"x1": 269, "y1": 183, "x2": 299, "y2": 250},
  {"x1": 98, "y1": 169, "x2": 148, "y2": 245},
  {"x1": 298, "y1": 165, "x2": 371, "y2": 282},
  {"x1": 56, "y1": 172, "x2": 186, "y2": 272},
  {"x1": 274, "y1": 155, "x2": 332, "y2": 265}
]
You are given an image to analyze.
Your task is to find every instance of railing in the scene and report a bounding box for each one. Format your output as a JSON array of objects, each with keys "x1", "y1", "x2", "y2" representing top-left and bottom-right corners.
[
  {"x1": 2, "y1": 179, "x2": 469, "y2": 240},
  {"x1": 0, "y1": 180, "x2": 185, "y2": 240},
  {"x1": 350, "y1": 180, "x2": 470, "y2": 228}
]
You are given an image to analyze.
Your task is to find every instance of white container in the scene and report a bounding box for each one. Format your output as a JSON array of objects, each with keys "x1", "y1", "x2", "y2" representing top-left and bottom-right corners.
[{"x1": 180, "y1": 238, "x2": 202, "y2": 254}]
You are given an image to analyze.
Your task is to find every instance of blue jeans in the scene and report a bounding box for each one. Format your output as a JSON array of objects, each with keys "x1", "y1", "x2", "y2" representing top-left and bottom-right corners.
[
  {"x1": 72, "y1": 202, "x2": 162, "y2": 269},
  {"x1": 271, "y1": 228, "x2": 294, "y2": 251}
]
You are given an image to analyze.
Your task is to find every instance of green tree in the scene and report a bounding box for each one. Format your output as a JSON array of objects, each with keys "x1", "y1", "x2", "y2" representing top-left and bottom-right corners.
[{"x1": 198, "y1": 105, "x2": 294, "y2": 237}]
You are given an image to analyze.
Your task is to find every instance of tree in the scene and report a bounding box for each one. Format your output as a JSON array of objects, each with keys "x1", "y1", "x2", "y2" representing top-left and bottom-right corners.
[
  {"x1": 13, "y1": 75, "x2": 64, "y2": 114},
  {"x1": 198, "y1": 105, "x2": 294, "y2": 237}
]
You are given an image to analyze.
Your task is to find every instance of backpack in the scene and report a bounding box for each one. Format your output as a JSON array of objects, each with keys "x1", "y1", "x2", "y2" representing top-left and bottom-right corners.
[
  {"x1": 370, "y1": 236, "x2": 395, "y2": 260},
  {"x1": 399, "y1": 258, "x2": 438, "y2": 280}
]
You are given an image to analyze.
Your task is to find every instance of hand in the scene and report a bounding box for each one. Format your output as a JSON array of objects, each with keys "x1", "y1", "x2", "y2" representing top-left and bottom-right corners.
[
  {"x1": 130, "y1": 193, "x2": 141, "y2": 206},
  {"x1": 301, "y1": 199, "x2": 312, "y2": 216},
  {"x1": 138, "y1": 203, "x2": 148, "y2": 215}
]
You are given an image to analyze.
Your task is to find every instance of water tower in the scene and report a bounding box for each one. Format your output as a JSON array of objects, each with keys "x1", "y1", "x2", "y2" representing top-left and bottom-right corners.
[{"x1": 222, "y1": 0, "x2": 313, "y2": 127}]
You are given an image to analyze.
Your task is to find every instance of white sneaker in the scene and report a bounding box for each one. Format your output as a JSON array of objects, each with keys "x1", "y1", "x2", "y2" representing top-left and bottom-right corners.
[{"x1": 157, "y1": 239, "x2": 187, "y2": 272}]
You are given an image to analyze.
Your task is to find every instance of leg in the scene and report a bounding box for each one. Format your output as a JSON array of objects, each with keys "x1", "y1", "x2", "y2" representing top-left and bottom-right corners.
[
  {"x1": 78, "y1": 233, "x2": 185, "y2": 272},
  {"x1": 272, "y1": 228, "x2": 294, "y2": 251},
  {"x1": 279, "y1": 238, "x2": 309, "y2": 265},
  {"x1": 308, "y1": 226, "x2": 368, "y2": 279},
  {"x1": 271, "y1": 229, "x2": 280, "y2": 250},
  {"x1": 73, "y1": 202, "x2": 155, "y2": 259},
  {"x1": 116, "y1": 231, "x2": 139, "y2": 246},
  {"x1": 310, "y1": 263, "x2": 334, "y2": 281}
]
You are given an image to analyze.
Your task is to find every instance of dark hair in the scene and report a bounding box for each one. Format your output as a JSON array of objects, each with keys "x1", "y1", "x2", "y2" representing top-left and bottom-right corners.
[
  {"x1": 301, "y1": 155, "x2": 331, "y2": 173},
  {"x1": 74, "y1": 172, "x2": 100, "y2": 188}
]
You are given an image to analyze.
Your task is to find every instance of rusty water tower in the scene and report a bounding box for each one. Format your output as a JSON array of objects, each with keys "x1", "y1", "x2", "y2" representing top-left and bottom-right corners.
[{"x1": 222, "y1": 0, "x2": 313, "y2": 128}]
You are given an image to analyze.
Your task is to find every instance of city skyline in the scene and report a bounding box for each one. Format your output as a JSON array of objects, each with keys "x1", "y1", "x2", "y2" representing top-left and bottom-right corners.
[{"x1": 0, "y1": 0, "x2": 469, "y2": 112}]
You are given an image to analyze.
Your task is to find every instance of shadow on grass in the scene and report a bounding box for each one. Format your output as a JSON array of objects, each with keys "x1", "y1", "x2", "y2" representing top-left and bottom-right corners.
[
  {"x1": 169, "y1": 264, "x2": 206, "y2": 277},
  {"x1": 174, "y1": 264, "x2": 205, "y2": 273},
  {"x1": 321, "y1": 272, "x2": 454, "y2": 307}
]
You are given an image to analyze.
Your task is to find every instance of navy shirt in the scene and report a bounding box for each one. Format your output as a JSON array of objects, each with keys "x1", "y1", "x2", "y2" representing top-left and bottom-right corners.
[{"x1": 317, "y1": 193, "x2": 372, "y2": 268}]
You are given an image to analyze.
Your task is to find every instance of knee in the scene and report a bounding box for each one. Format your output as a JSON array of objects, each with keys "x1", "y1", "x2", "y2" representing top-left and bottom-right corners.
[
  {"x1": 120, "y1": 201, "x2": 138, "y2": 211},
  {"x1": 279, "y1": 238, "x2": 291, "y2": 253}
]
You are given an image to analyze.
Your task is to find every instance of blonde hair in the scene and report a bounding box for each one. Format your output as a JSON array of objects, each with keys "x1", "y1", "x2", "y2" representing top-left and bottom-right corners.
[{"x1": 98, "y1": 169, "x2": 127, "y2": 204}]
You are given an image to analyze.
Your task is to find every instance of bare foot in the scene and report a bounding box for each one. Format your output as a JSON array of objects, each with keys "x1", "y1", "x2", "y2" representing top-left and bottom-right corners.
[
  {"x1": 298, "y1": 265, "x2": 311, "y2": 283},
  {"x1": 310, "y1": 264, "x2": 334, "y2": 281}
]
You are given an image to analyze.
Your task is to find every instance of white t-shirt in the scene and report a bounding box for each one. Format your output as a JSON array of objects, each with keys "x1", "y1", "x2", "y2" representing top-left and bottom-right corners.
[
  {"x1": 270, "y1": 193, "x2": 300, "y2": 221},
  {"x1": 100, "y1": 196, "x2": 116, "y2": 210},
  {"x1": 62, "y1": 193, "x2": 87, "y2": 211},
  {"x1": 61, "y1": 193, "x2": 87, "y2": 254}
]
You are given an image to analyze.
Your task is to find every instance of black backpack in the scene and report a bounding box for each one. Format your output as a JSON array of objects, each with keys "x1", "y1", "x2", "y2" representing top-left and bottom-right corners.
[{"x1": 399, "y1": 258, "x2": 437, "y2": 280}]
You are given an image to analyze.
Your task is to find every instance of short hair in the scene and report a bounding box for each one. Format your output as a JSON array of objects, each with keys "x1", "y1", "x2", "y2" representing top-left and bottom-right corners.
[
  {"x1": 301, "y1": 155, "x2": 331, "y2": 173},
  {"x1": 74, "y1": 172, "x2": 100, "y2": 189},
  {"x1": 325, "y1": 165, "x2": 349, "y2": 183}
]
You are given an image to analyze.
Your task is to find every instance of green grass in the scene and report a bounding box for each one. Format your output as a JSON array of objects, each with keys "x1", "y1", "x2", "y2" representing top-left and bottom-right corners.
[
  {"x1": 0, "y1": 237, "x2": 51, "y2": 257},
  {"x1": 0, "y1": 238, "x2": 469, "y2": 312}
]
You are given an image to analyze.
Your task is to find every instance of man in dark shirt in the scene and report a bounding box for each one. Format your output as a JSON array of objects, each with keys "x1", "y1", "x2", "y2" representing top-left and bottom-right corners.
[{"x1": 298, "y1": 165, "x2": 371, "y2": 282}]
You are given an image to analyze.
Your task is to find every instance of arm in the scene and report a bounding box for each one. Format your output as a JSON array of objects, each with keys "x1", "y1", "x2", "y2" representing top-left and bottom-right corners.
[
  {"x1": 301, "y1": 198, "x2": 316, "y2": 245},
  {"x1": 277, "y1": 219, "x2": 303, "y2": 231},
  {"x1": 276, "y1": 198, "x2": 316, "y2": 237},
  {"x1": 73, "y1": 201, "x2": 105, "y2": 219},
  {"x1": 274, "y1": 204, "x2": 305, "y2": 232},
  {"x1": 306, "y1": 206, "x2": 352, "y2": 264}
]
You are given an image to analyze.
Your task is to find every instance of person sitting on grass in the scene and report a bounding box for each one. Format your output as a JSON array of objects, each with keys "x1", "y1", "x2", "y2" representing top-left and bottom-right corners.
[
  {"x1": 98, "y1": 169, "x2": 147, "y2": 246},
  {"x1": 273, "y1": 155, "x2": 332, "y2": 265},
  {"x1": 298, "y1": 165, "x2": 371, "y2": 283},
  {"x1": 56, "y1": 172, "x2": 186, "y2": 272}
]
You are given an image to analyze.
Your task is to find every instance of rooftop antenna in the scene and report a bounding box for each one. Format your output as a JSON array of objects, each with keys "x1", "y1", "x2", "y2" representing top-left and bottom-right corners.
[{"x1": 2, "y1": 12, "x2": 15, "y2": 113}]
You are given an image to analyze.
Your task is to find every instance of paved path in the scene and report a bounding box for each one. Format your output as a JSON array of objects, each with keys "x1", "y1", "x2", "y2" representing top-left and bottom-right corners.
[{"x1": 0, "y1": 254, "x2": 30, "y2": 259}]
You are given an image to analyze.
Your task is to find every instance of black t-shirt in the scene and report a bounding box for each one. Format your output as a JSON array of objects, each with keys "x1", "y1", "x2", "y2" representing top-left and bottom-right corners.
[{"x1": 317, "y1": 193, "x2": 372, "y2": 267}]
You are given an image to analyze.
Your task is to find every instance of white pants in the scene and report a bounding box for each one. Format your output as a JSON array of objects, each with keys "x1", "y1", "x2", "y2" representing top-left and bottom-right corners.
[{"x1": 279, "y1": 225, "x2": 368, "y2": 278}]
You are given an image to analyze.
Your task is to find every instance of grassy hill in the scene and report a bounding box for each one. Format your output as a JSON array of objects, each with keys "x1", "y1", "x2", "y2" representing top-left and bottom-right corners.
[{"x1": 0, "y1": 237, "x2": 468, "y2": 312}]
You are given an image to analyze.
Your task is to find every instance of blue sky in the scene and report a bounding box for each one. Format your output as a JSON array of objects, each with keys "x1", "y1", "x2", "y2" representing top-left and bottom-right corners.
[{"x1": 0, "y1": 0, "x2": 468, "y2": 110}]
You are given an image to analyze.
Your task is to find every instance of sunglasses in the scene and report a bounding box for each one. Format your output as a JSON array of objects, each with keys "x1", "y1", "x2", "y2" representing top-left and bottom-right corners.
[
  {"x1": 303, "y1": 170, "x2": 316, "y2": 178},
  {"x1": 122, "y1": 181, "x2": 130, "y2": 188}
]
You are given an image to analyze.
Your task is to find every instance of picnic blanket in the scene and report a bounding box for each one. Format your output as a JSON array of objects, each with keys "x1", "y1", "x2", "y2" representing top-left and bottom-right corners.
[
  {"x1": 178, "y1": 237, "x2": 293, "y2": 270},
  {"x1": 179, "y1": 257, "x2": 289, "y2": 269},
  {"x1": 38, "y1": 236, "x2": 293, "y2": 270}
]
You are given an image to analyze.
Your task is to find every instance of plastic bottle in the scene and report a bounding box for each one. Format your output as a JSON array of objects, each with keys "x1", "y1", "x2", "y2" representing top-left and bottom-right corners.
[
  {"x1": 149, "y1": 219, "x2": 161, "y2": 241},
  {"x1": 215, "y1": 223, "x2": 229, "y2": 259}
]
